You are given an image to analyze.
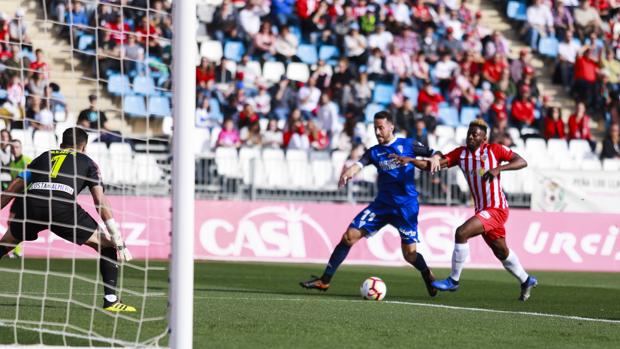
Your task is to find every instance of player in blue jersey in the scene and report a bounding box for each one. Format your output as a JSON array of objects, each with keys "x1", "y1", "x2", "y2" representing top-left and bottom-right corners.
[{"x1": 300, "y1": 111, "x2": 441, "y2": 297}]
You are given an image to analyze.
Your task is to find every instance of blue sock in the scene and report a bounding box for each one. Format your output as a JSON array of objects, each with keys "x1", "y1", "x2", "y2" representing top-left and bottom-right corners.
[
  {"x1": 320, "y1": 241, "x2": 351, "y2": 283},
  {"x1": 411, "y1": 252, "x2": 429, "y2": 273}
]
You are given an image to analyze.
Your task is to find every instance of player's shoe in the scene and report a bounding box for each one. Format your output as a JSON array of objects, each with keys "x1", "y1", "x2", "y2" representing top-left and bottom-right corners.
[
  {"x1": 431, "y1": 277, "x2": 460, "y2": 292},
  {"x1": 421, "y1": 270, "x2": 438, "y2": 297},
  {"x1": 299, "y1": 275, "x2": 330, "y2": 291},
  {"x1": 104, "y1": 301, "x2": 137, "y2": 313},
  {"x1": 519, "y1": 276, "x2": 538, "y2": 301}
]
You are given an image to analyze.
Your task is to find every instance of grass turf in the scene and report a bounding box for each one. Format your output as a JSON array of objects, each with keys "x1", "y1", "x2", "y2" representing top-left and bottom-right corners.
[{"x1": 0, "y1": 259, "x2": 619, "y2": 348}]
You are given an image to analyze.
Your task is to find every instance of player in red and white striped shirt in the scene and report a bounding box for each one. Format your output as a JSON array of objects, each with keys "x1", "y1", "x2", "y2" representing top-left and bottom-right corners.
[{"x1": 391, "y1": 119, "x2": 538, "y2": 301}]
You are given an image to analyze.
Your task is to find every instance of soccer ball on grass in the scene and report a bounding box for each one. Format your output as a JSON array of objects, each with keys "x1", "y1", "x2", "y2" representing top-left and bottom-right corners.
[{"x1": 360, "y1": 277, "x2": 387, "y2": 301}]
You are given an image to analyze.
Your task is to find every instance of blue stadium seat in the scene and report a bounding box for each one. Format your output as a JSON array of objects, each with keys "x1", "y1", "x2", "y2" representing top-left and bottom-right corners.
[
  {"x1": 538, "y1": 36, "x2": 559, "y2": 57},
  {"x1": 460, "y1": 107, "x2": 480, "y2": 125},
  {"x1": 403, "y1": 86, "x2": 419, "y2": 105},
  {"x1": 148, "y1": 96, "x2": 172, "y2": 117},
  {"x1": 209, "y1": 98, "x2": 223, "y2": 122},
  {"x1": 297, "y1": 44, "x2": 318, "y2": 65},
  {"x1": 108, "y1": 74, "x2": 131, "y2": 96},
  {"x1": 133, "y1": 75, "x2": 157, "y2": 96},
  {"x1": 365, "y1": 103, "x2": 384, "y2": 123},
  {"x1": 319, "y1": 45, "x2": 339, "y2": 61},
  {"x1": 372, "y1": 84, "x2": 395, "y2": 105},
  {"x1": 438, "y1": 107, "x2": 459, "y2": 127},
  {"x1": 223, "y1": 41, "x2": 245, "y2": 62},
  {"x1": 78, "y1": 34, "x2": 95, "y2": 54},
  {"x1": 123, "y1": 95, "x2": 147, "y2": 117},
  {"x1": 507, "y1": 1, "x2": 527, "y2": 21}
]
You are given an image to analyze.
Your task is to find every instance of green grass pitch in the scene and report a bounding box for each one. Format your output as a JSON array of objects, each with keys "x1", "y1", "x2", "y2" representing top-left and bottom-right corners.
[{"x1": 1, "y1": 259, "x2": 619, "y2": 348}]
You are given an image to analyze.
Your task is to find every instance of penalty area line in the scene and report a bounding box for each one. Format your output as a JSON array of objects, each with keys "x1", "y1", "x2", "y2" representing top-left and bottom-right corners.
[{"x1": 204, "y1": 295, "x2": 620, "y2": 325}]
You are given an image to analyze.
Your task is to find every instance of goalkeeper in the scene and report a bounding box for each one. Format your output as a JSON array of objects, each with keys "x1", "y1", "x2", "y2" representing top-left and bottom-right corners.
[{"x1": 0, "y1": 127, "x2": 135, "y2": 313}]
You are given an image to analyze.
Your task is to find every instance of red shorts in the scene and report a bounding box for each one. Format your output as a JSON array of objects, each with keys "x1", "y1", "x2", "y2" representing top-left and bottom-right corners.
[{"x1": 474, "y1": 208, "x2": 509, "y2": 244}]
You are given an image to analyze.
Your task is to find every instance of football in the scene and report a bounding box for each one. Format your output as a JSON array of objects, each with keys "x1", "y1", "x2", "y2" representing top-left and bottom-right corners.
[{"x1": 360, "y1": 277, "x2": 387, "y2": 301}]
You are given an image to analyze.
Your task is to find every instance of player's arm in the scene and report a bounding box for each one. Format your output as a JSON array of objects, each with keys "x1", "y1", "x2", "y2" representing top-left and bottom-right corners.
[
  {"x1": 339, "y1": 149, "x2": 371, "y2": 188},
  {"x1": 89, "y1": 185, "x2": 133, "y2": 262},
  {"x1": 338, "y1": 162, "x2": 363, "y2": 188},
  {"x1": 390, "y1": 154, "x2": 449, "y2": 172},
  {"x1": 482, "y1": 151, "x2": 527, "y2": 182},
  {"x1": 0, "y1": 177, "x2": 24, "y2": 209}
]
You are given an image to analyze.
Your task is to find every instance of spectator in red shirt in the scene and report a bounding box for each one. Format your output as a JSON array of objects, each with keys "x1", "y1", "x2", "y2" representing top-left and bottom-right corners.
[
  {"x1": 104, "y1": 14, "x2": 131, "y2": 47},
  {"x1": 542, "y1": 107, "x2": 566, "y2": 140},
  {"x1": 417, "y1": 80, "x2": 444, "y2": 114},
  {"x1": 573, "y1": 47, "x2": 599, "y2": 109},
  {"x1": 489, "y1": 91, "x2": 508, "y2": 130},
  {"x1": 307, "y1": 119, "x2": 329, "y2": 150},
  {"x1": 568, "y1": 102, "x2": 592, "y2": 140},
  {"x1": 196, "y1": 57, "x2": 215, "y2": 91},
  {"x1": 237, "y1": 103, "x2": 260, "y2": 130},
  {"x1": 29, "y1": 49, "x2": 50, "y2": 79},
  {"x1": 510, "y1": 85, "x2": 536, "y2": 129},
  {"x1": 482, "y1": 53, "x2": 507, "y2": 85}
]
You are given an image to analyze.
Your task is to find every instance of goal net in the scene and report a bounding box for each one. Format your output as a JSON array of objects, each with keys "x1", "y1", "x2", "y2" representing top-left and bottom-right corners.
[{"x1": 0, "y1": 0, "x2": 184, "y2": 346}]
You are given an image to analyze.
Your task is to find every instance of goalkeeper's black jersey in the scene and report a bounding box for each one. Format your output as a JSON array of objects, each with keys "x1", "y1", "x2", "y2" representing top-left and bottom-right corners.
[{"x1": 20, "y1": 149, "x2": 102, "y2": 206}]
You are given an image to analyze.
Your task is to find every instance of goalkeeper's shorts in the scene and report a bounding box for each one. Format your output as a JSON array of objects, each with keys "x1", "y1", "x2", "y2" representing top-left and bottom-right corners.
[{"x1": 9, "y1": 198, "x2": 98, "y2": 245}]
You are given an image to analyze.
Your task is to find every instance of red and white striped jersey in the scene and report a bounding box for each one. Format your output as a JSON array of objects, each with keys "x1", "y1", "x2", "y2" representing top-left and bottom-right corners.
[{"x1": 444, "y1": 143, "x2": 514, "y2": 212}]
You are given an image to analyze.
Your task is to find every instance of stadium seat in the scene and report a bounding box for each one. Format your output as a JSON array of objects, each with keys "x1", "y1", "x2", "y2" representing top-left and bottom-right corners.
[
  {"x1": 262, "y1": 61, "x2": 286, "y2": 83},
  {"x1": 568, "y1": 139, "x2": 592, "y2": 161},
  {"x1": 403, "y1": 86, "x2": 419, "y2": 105},
  {"x1": 239, "y1": 147, "x2": 262, "y2": 185},
  {"x1": 133, "y1": 154, "x2": 163, "y2": 185},
  {"x1": 500, "y1": 170, "x2": 522, "y2": 194},
  {"x1": 148, "y1": 96, "x2": 172, "y2": 117},
  {"x1": 525, "y1": 138, "x2": 547, "y2": 168},
  {"x1": 460, "y1": 107, "x2": 480, "y2": 125},
  {"x1": 223, "y1": 41, "x2": 245, "y2": 62},
  {"x1": 193, "y1": 128, "x2": 210, "y2": 155},
  {"x1": 123, "y1": 95, "x2": 147, "y2": 117},
  {"x1": 438, "y1": 107, "x2": 459, "y2": 127},
  {"x1": 506, "y1": 1, "x2": 527, "y2": 21},
  {"x1": 86, "y1": 142, "x2": 111, "y2": 182},
  {"x1": 215, "y1": 147, "x2": 240, "y2": 178},
  {"x1": 109, "y1": 143, "x2": 134, "y2": 184},
  {"x1": 319, "y1": 45, "x2": 340, "y2": 62},
  {"x1": 133, "y1": 75, "x2": 157, "y2": 96},
  {"x1": 521, "y1": 167, "x2": 535, "y2": 194},
  {"x1": 364, "y1": 103, "x2": 384, "y2": 123},
  {"x1": 538, "y1": 37, "x2": 559, "y2": 58},
  {"x1": 108, "y1": 75, "x2": 132, "y2": 96},
  {"x1": 454, "y1": 126, "x2": 468, "y2": 145},
  {"x1": 331, "y1": 150, "x2": 349, "y2": 175},
  {"x1": 200, "y1": 40, "x2": 223, "y2": 62},
  {"x1": 580, "y1": 158, "x2": 602, "y2": 171},
  {"x1": 262, "y1": 148, "x2": 288, "y2": 188},
  {"x1": 243, "y1": 60, "x2": 262, "y2": 86},
  {"x1": 372, "y1": 84, "x2": 394, "y2": 105},
  {"x1": 310, "y1": 152, "x2": 335, "y2": 188},
  {"x1": 286, "y1": 62, "x2": 310, "y2": 83},
  {"x1": 547, "y1": 139, "x2": 569, "y2": 156},
  {"x1": 297, "y1": 44, "x2": 318, "y2": 65},
  {"x1": 77, "y1": 34, "x2": 95, "y2": 54},
  {"x1": 33, "y1": 131, "x2": 58, "y2": 156},
  {"x1": 286, "y1": 149, "x2": 312, "y2": 188},
  {"x1": 162, "y1": 116, "x2": 173, "y2": 136},
  {"x1": 603, "y1": 159, "x2": 620, "y2": 171}
]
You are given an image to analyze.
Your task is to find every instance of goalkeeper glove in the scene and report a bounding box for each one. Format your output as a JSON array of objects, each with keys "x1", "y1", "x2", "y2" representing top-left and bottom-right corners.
[{"x1": 105, "y1": 219, "x2": 133, "y2": 262}]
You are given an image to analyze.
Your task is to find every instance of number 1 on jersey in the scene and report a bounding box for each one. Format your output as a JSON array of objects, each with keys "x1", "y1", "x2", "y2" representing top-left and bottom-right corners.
[{"x1": 50, "y1": 154, "x2": 68, "y2": 178}]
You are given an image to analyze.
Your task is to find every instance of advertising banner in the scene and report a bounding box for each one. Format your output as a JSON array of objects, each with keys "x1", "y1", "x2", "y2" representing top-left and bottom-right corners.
[
  {"x1": 3, "y1": 198, "x2": 618, "y2": 272},
  {"x1": 531, "y1": 170, "x2": 620, "y2": 213}
]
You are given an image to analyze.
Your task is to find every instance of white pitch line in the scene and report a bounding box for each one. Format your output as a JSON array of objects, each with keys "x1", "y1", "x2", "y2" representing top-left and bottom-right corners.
[{"x1": 204, "y1": 295, "x2": 620, "y2": 325}]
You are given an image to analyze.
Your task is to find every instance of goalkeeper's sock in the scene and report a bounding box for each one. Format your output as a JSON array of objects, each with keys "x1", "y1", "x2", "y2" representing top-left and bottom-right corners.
[
  {"x1": 100, "y1": 247, "x2": 119, "y2": 306},
  {"x1": 320, "y1": 241, "x2": 351, "y2": 284}
]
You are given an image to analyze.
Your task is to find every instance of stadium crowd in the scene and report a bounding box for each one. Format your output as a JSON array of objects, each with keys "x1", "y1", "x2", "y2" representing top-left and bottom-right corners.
[{"x1": 194, "y1": 0, "x2": 619, "y2": 161}]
